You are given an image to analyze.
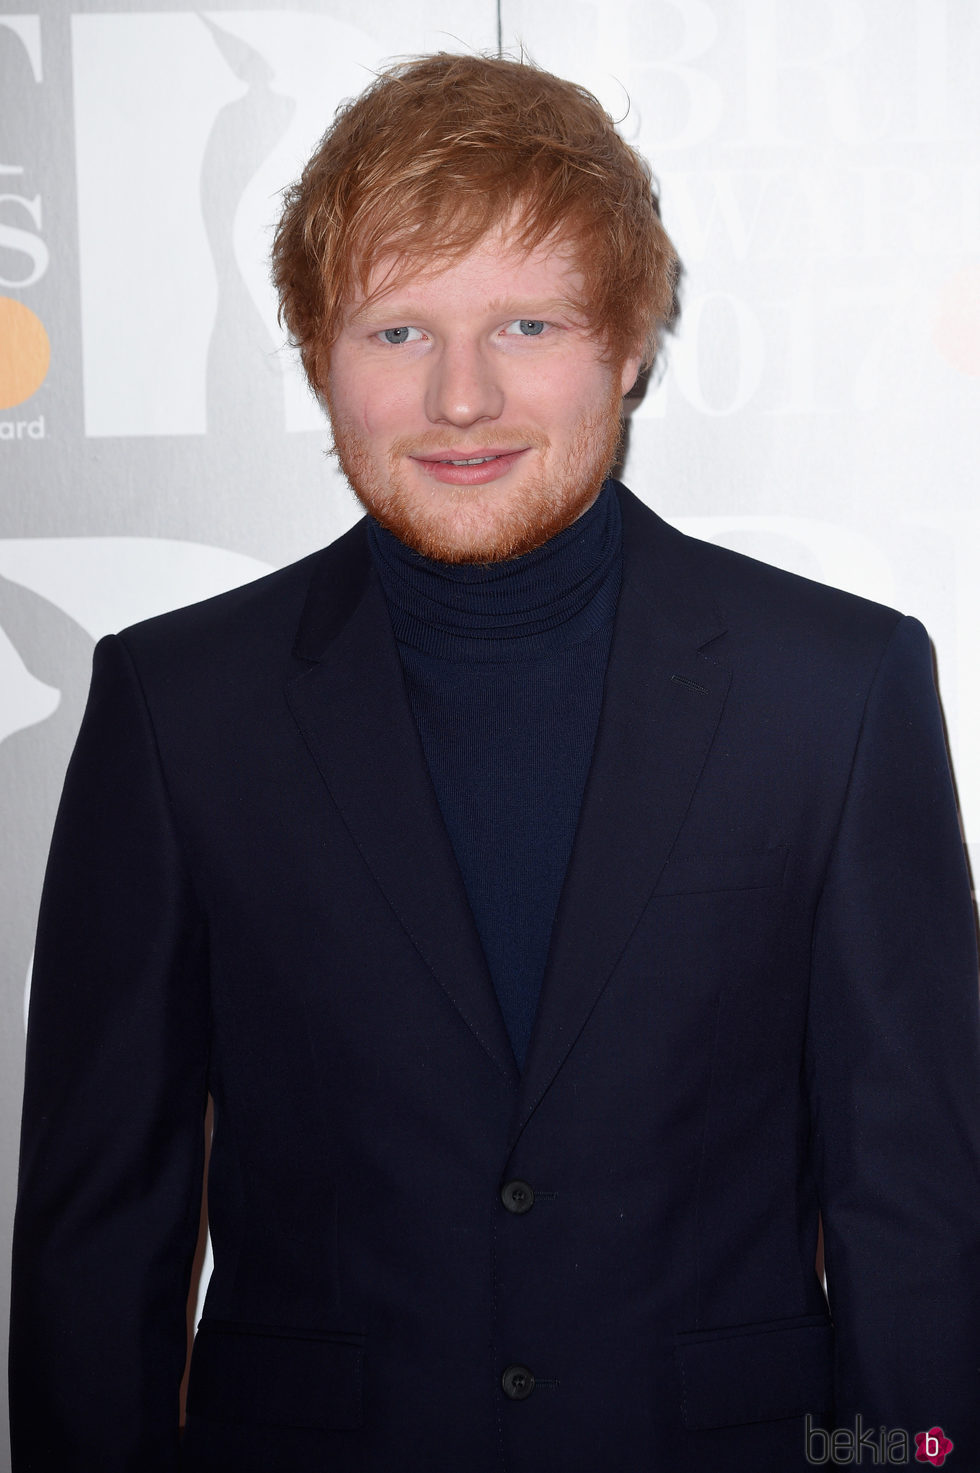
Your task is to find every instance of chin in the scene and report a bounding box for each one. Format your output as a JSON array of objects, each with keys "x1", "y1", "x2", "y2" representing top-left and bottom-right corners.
[{"x1": 364, "y1": 478, "x2": 608, "y2": 564}]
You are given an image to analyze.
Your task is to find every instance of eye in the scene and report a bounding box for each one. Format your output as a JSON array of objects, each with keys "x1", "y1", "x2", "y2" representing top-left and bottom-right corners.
[
  {"x1": 503, "y1": 319, "x2": 547, "y2": 337},
  {"x1": 377, "y1": 326, "x2": 423, "y2": 345}
]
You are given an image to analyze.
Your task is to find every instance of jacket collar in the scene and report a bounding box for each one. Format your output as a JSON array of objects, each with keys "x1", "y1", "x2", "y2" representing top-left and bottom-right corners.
[
  {"x1": 288, "y1": 517, "x2": 520, "y2": 1085},
  {"x1": 512, "y1": 484, "x2": 730, "y2": 1139}
]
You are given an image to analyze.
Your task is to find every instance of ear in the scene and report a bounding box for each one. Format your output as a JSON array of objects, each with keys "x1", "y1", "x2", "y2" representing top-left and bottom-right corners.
[{"x1": 619, "y1": 349, "x2": 643, "y2": 397}]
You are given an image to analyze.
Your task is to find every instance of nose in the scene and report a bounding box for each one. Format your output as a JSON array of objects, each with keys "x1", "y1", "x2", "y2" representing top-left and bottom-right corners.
[{"x1": 424, "y1": 338, "x2": 504, "y2": 427}]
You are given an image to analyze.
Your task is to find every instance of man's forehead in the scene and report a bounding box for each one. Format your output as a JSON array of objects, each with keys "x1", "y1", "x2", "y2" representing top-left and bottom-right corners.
[{"x1": 343, "y1": 228, "x2": 587, "y2": 320}]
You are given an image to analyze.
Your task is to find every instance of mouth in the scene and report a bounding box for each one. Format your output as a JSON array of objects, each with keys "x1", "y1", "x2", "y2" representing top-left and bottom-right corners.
[
  {"x1": 414, "y1": 447, "x2": 525, "y2": 464},
  {"x1": 411, "y1": 447, "x2": 530, "y2": 486},
  {"x1": 439, "y1": 455, "x2": 505, "y2": 466}
]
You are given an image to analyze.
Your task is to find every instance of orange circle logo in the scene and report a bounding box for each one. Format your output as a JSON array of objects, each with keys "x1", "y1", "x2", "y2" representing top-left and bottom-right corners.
[{"x1": 0, "y1": 296, "x2": 51, "y2": 409}]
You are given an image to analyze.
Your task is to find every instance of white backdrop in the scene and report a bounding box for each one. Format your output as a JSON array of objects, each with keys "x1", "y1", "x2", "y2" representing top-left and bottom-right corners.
[{"x1": 1, "y1": 2, "x2": 977, "y2": 1461}]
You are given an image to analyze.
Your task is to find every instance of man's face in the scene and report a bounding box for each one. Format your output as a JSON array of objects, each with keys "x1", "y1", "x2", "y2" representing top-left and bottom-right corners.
[{"x1": 324, "y1": 229, "x2": 642, "y2": 563}]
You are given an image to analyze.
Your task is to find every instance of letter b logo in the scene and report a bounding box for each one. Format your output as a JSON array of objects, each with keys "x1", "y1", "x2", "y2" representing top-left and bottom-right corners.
[{"x1": 805, "y1": 1414, "x2": 830, "y2": 1464}]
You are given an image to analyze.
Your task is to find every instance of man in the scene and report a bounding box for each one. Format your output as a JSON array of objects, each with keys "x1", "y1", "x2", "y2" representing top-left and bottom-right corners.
[{"x1": 9, "y1": 52, "x2": 980, "y2": 1473}]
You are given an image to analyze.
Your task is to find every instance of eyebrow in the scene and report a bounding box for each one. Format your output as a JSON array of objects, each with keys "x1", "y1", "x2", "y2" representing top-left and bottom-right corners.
[{"x1": 349, "y1": 296, "x2": 587, "y2": 327}]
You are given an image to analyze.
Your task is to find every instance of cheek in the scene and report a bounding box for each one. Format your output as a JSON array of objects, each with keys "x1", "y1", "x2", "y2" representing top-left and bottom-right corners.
[
  {"x1": 511, "y1": 367, "x2": 592, "y2": 429},
  {"x1": 327, "y1": 348, "x2": 410, "y2": 438},
  {"x1": 540, "y1": 370, "x2": 617, "y2": 439},
  {"x1": 348, "y1": 379, "x2": 421, "y2": 441}
]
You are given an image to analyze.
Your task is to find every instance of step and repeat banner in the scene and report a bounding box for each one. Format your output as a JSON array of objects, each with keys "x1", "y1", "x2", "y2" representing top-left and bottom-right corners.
[{"x1": 1, "y1": 1, "x2": 977, "y2": 1458}]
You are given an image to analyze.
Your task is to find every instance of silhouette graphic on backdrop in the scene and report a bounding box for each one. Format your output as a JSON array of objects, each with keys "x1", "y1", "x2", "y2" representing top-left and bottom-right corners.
[
  {"x1": 0, "y1": 577, "x2": 94, "y2": 1164},
  {"x1": 200, "y1": 16, "x2": 295, "y2": 436}
]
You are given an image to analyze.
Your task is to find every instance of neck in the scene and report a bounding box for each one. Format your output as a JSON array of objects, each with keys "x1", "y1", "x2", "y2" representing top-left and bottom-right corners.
[{"x1": 367, "y1": 479, "x2": 623, "y2": 662}]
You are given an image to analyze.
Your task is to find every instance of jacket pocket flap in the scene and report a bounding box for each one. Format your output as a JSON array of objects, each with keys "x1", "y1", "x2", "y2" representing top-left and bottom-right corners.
[
  {"x1": 656, "y1": 846, "x2": 787, "y2": 897},
  {"x1": 676, "y1": 1315, "x2": 833, "y2": 1430},
  {"x1": 187, "y1": 1320, "x2": 364, "y2": 1430}
]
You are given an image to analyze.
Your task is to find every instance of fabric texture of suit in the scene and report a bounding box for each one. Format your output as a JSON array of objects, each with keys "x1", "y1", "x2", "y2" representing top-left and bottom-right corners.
[{"x1": 10, "y1": 483, "x2": 980, "y2": 1471}]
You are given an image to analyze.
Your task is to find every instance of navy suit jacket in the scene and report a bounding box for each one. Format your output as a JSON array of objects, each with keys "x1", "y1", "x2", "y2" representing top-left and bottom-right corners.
[{"x1": 10, "y1": 484, "x2": 980, "y2": 1471}]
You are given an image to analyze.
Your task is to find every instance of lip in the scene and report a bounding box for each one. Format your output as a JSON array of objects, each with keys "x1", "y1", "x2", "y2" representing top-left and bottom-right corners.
[{"x1": 410, "y1": 447, "x2": 530, "y2": 487}]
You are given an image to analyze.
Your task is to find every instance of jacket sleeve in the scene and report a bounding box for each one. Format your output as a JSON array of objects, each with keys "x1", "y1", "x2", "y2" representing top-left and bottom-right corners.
[
  {"x1": 806, "y1": 614, "x2": 980, "y2": 1456},
  {"x1": 9, "y1": 633, "x2": 211, "y2": 1472}
]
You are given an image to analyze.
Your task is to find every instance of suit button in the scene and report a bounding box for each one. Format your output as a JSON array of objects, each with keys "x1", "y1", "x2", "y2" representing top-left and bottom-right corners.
[
  {"x1": 500, "y1": 1179, "x2": 534, "y2": 1214},
  {"x1": 501, "y1": 1364, "x2": 535, "y2": 1400}
]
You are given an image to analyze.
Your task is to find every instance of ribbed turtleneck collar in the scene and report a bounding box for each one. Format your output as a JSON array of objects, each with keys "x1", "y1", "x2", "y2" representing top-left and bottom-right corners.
[{"x1": 367, "y1": 480, "x2": 623, "y2": 663}]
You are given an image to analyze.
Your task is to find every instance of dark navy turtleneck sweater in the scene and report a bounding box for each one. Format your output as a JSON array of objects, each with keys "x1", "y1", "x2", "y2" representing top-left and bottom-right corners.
[{"x1": 368, "y1": 481, "x2": 623, "y2": 1069}]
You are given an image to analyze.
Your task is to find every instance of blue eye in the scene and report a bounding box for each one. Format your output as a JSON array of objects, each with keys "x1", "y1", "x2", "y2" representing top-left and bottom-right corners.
[
  {"x1": 378, "y1": 326, "x2": 421, "y2": 345},
  {"x1": 505, "y1": 319, "x2": 546, "y2": 337}
]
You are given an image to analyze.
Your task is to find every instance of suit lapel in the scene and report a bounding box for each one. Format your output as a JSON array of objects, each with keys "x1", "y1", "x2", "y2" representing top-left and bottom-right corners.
[
  {"x1": 286, "y1": 521, "x2": 519, "y2": 1086},
  {"x1": 513, "y1": 489, "x2": 731, "y2": 1139}
]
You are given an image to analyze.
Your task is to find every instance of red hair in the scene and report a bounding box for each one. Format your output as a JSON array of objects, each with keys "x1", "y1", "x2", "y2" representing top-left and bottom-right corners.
[{"x1": 272, "y1": 52, "x2": 679, "y2": 390}]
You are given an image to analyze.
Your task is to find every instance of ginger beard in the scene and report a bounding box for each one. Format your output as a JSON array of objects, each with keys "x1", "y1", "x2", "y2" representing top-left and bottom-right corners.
[{"x1": 327, "y1": 379, "x2": 626, "y2": 565}]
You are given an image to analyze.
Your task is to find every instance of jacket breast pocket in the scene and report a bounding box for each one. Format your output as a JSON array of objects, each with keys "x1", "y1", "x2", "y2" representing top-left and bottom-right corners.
[
  {"x1": 655, "y1": 845, "x2": 788, "y2": 898},
  {"x1": 186, "y1": 1319, "x2": 365, "y2": 1430},
  {"x1": 675, "y1": 1313, "x2": 833, "y2": 1429}
]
